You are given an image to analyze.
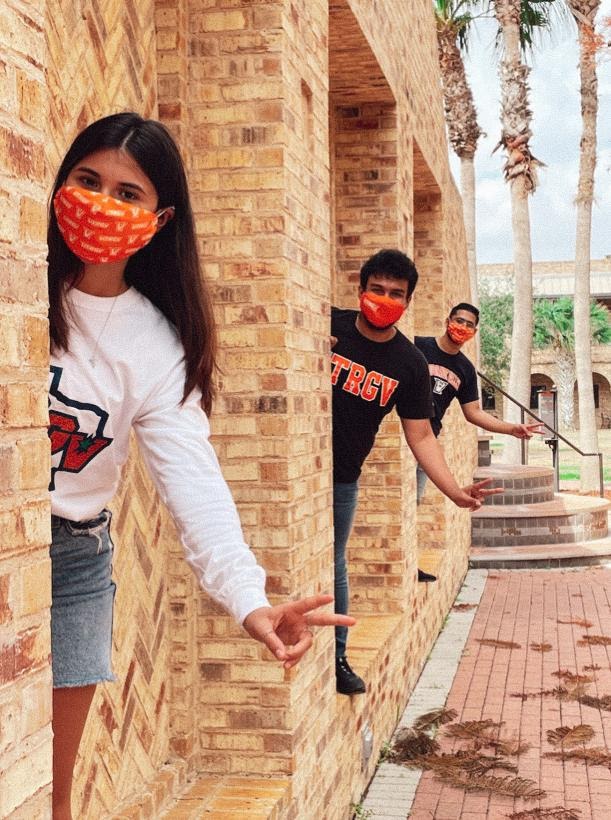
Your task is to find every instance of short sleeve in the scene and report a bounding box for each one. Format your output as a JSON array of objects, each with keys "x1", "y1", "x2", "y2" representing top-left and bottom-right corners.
[
  {"x1": 395, "y1": 346, "x2": 434, "y2": 420},
  {"x1": 457, "y1": 359, "x2": 479, "y2": 405}
]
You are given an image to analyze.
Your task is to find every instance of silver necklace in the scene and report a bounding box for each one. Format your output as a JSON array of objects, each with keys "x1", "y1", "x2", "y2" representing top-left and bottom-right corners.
[{"x1": 88, "y1": 295, "x2": 119, "y2": 367}]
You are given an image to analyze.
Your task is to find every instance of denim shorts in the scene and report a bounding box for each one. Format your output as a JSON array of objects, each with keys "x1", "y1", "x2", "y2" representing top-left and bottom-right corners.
[{"x1": 50, "y1": 509, "x2": 116, "y2": 688}]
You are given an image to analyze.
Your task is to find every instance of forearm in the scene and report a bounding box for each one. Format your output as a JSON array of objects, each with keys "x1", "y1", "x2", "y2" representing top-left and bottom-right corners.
[
  {"x1": 408, "y1": 432, "x2": 464, "y2": 502},
  {"x1": 466, "y1": 407, "x2": 515, "y2": 435}
]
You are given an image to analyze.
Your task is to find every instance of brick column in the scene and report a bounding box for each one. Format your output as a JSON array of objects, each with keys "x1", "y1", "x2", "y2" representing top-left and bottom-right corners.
[
  {"x1": 184, "y1": 0, "x2": 338, "y2": 800},
  {"x1": 0, "y1": 2, "x2": 53, "y2": 816}
]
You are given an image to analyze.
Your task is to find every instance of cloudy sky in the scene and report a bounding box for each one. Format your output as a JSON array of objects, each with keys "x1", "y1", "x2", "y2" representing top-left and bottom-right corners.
[{"x1": 448, "y1": 3, "x2": 610, "y2": 265}]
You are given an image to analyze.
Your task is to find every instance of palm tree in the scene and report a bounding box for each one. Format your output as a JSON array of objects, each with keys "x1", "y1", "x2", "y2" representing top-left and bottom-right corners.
[
  {"x1": 533, "y1": 297, "x2": 611, "y2": 429},
  {"x1": 488, "y1": 0, "x2": 555, "y2": 462},
  {"x1": 434, "y1": 0, "x2": 483, "y2": 307},
  {"x1": 566, "y1": 0, "x2": 602, "y2": 489}
]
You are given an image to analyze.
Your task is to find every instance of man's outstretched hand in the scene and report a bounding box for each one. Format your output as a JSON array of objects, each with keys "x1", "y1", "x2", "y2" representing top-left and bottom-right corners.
[
  {"x1": 452, "y1": 477, "x2": 504, "y2": 511},
  {"x1": 242, "y1": 594, "x2": 356, "y2": 670},
  {"x1": 511, "y1": 422, "x2": 546, "y2": 439}
]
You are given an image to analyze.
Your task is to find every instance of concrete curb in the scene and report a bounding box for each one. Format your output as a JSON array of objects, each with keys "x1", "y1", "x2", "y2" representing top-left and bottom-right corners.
[{"x1": 360, "y1": 570, "x2": 488, "y2": 819}]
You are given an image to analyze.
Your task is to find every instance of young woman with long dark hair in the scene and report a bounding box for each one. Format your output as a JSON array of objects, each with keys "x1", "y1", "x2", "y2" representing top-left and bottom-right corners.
[{"x1": 47, "y1": 112, "x2": 353, "y2": 820}]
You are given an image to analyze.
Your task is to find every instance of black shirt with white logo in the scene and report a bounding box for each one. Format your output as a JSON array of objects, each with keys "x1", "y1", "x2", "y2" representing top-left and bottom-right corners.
[
  {"x1": 332, "y1": 308, "x2": 433, "y2": 483},
  {"x1": 414, "y1": 336, "x2": 479, "y2": 436}
]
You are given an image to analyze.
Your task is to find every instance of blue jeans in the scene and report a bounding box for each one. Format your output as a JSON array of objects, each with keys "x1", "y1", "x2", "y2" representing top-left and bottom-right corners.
[
  {"x1": 416, "y1": 463, "x2": 428, "y2": 504},
  {"x1": 333, "y1": 481, "x2": 359, "y2": 657},
  {"x1": 50, "y1": 509, "x2": 116, "y2": 688}
]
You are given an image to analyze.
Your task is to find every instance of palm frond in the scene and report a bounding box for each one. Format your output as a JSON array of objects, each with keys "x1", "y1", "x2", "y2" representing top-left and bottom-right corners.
[
  {"x1": 546, "y1": 724, "x2": 595, "y2": 748},
  {"x1": 413, "y1": 707, "x2": 458, "y2": 731},
  {"x1": 507, "y1": 807, "x2": 582, "y2": 820}
]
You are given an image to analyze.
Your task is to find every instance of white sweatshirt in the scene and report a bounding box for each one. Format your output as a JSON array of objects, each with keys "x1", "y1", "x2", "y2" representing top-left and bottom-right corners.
[{"x1": 49, "y1": 287, "x2": 270, "y2": 624}]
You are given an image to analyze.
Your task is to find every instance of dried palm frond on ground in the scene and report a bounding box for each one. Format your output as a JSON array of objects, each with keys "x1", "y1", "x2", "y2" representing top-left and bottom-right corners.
[
  {"x1": 565, "y1": 683, "x2": 591, "y2": 701},
  {"x1": 577, "y1": 634, "x2": 611, "y2": 646},
  {"x1": 506, "y1": 807, "x2": 581, "y2": 820},
  {"x1": 511, "y1": 684, "x2": 591, "y2": 703},
  {"x1": 576, "y1": 693, "x2": 611, "y2": 712},
  {"x1": 544, "y1": 746, "x2": 611, "y2": 767},
  {"x1": 434, "y1": 771, "x2": 545, "y2": 800},
  {"x1": 444, "y1": 719, "x2": 529, "y2": 756},
  {"x1": 551, "y1": 669, "x2": 594, "y2": 685},
  {"x1": 494, "y1": 737, "x2": 531, "y2": 756},
  {"x1": 452, "y1": 603, "x2": 477, "y2": 611},
  {"x1": 557, "y1": 618, "x2": 593, "y2": 628},
  {"x1": 477, "y1": 638, "x2": 522, "y2": 649},
  {"x1": 444, "y1": 719, "x2": 503, "y2": 743},
  {"x1": 413, "y1": 707, "x2": 458, "y2": 732},
  {"x1": 546, "y1": 724, "x2": 595, "y2": 748},
  {"x1": 399, "y1": 749, "x2": 517, "y2": 777},
  {"x1": 530, "y1": 642, "x2": 553, "y2": 652},
  {"x1": 392, "y1": 728, "x2": 439, "y2": 760},
  {"x1": 456, "y1": 752, "x2": 518, "y2": 776}
]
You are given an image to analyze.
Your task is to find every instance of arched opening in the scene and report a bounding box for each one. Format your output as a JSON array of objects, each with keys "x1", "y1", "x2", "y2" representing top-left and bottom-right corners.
[{"x1": 573, "y1": 372, "x2": 611, "y2": 429}]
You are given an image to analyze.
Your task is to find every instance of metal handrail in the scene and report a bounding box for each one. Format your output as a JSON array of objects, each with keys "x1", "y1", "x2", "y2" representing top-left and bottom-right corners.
[{"x1": 477, "y1": 370, "x2": 605, "y2": 497}]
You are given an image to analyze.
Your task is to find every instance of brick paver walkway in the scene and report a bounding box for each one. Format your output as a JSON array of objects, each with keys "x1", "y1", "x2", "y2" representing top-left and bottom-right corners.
[{"x1": 409, "y1": 568, "x2": 611, "y2": 820}]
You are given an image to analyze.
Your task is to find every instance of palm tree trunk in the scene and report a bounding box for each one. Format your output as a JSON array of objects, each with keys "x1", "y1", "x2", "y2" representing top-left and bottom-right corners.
[
  {"x1": 460, "y1": 156, "x2": 478, "y2": 303},
  {"x1": 495, "y1": 1, "x2": 536, "y2": 463},
  {"x1": 460, "y1": 155, "x2": 481, "y2": 366},
  {"x1": 557, "y1": 350, "x2": 576, "y2": 430},
  {"x1": 505, "y1": 177, "x2": 533, "y2": 462},
  {"x1": 572, "y1": 1, "x2": 601, "y2": 490},
  {"x1": 435, "y1": 18, "x2": 481, "y2": 309}
]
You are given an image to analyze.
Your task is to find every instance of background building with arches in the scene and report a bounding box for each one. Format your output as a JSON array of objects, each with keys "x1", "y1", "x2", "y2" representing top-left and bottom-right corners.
[{"x1": 479, "y1": 258, "x2": 611, "y2": 430}]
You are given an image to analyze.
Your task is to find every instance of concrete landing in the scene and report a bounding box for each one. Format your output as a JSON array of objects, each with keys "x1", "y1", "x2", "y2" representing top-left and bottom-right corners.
[{"x1": 470, "y1": 532, "x2": 611, "y2": 569}]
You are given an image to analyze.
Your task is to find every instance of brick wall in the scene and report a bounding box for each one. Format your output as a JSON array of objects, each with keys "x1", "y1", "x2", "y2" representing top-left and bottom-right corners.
[
  {"x1": 2, "y1": 1, "x2": 475, "y2": 818},
  {"x1": 0, "y1": 2, "x2": 53, "y2": 817}
]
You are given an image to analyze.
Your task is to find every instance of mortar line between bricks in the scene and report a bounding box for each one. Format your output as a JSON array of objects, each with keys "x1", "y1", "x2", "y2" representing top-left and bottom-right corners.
[
  {"x1": 583, "y1": 571, "x2": 611, "y2": 804},
  {"x1": 506, "y1": 572, "x2": 535, "y2": 816},
  {"x1": 360, "y1": 570, "x2": 488, "y2": 819},
  {"x1": 576, "y1": 573, "x2": 595, "y2": 807}
]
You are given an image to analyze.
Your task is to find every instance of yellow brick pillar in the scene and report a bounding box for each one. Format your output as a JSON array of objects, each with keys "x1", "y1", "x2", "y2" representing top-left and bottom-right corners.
[{"x1": 0, "y1": 2, "x2": 53, "y2": 816}]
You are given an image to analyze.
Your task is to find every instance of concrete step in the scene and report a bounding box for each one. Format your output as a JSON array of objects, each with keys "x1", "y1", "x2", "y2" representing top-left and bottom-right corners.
[
  {"x1": 470, "y1": 533, "x2": 611, "y2": 569},
  {"x1": 474, "y1": 464, "x2": 555, "y2": 506},
  {"x1": 471, "y1": 493, "x2": 610, "y2": 547}
]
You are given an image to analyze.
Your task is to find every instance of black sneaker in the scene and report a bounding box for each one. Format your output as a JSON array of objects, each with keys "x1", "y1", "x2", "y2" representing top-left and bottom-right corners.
[
  {"x1": 418, "y1": 568, "x2": 437, "y2": 582},
  {"x1": 335, "y1": 656, "x2": 367, "y2": 695}
]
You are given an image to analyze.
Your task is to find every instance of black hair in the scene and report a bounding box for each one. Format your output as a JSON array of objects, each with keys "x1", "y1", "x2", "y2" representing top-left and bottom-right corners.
[
  {"x1": 48, "y1": 112, "x2": 217, "y2": 414},
  {"x1": 359, "y1": 249, "x2": 419, "y2": 297},
  {"x1": 449, "y1": 302, "x2": 479, "y2": 325}
]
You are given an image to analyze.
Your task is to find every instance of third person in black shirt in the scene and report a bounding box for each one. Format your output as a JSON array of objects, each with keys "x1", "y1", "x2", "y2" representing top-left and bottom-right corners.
[
  {"x1": 331, "y1": 251, "x2": 501, "y2": 695},
  {"x1": 414, "y1": 303, "x2": 543, "y2": 507}
]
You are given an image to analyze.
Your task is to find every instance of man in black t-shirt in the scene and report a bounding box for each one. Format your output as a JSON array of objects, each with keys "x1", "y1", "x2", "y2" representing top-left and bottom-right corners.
[
  {"x1": 414, "y1": 302, "x2": 543, "y2": 507},
  {"x1": 331, "y1": 252, "x2": 500, "y2": 696}
]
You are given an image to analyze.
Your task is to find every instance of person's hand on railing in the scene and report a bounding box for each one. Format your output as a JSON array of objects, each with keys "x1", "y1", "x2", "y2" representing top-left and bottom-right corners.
[{"x1": 511, "y1": 422, "x2": 546, "y2": 439}]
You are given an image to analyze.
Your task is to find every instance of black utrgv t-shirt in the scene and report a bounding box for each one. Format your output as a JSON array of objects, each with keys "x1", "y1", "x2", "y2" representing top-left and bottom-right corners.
[
  {"x1": 332, "y1": 308, "x2": 433, "y2": 483},
  {"x1": 414, "y1": 336, "x2": 479, "y2": 436}
]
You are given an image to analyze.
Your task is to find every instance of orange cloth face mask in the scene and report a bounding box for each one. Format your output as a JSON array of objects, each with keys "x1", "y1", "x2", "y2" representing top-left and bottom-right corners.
[
  {"x1": 359, "y1": 291, "x2": 406, "y2": 329},
  {"x1": 447, "y1": 320, "x2": 476, "y2": 344},
  {"x1": 54, "y1": 185, "x2": 160, "y2": 264}
]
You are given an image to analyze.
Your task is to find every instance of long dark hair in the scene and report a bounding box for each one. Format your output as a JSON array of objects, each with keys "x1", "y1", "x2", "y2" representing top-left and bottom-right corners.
[{"x1": 48, "y1": 112, "x2": 217, "y2": 414}]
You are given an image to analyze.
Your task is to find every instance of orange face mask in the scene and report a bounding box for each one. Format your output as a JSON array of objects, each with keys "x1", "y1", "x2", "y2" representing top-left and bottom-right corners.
[
  {"x1": 53, "y1": 185, "x2": 162, "y2": 264},
  {"x1": 359, "y1": 291, "x2": 406, "y2": 329},
  {"x1": 447, "y1": 320, "x2": 476, "y2": 345}
]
